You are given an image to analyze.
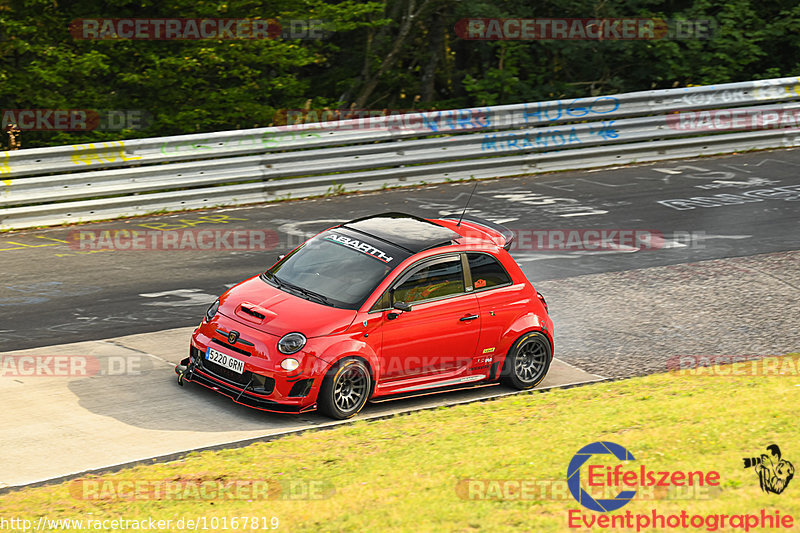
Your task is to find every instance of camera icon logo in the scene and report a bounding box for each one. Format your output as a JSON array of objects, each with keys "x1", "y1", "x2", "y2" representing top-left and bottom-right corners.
[{"x1": 743, "y1": 444, "x2": 794, "y2": 494}]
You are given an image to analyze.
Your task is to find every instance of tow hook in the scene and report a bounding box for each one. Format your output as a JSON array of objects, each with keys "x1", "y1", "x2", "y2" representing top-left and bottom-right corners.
[{"x1": 176, "y1": 362, "x2": 193, "y2": 386}]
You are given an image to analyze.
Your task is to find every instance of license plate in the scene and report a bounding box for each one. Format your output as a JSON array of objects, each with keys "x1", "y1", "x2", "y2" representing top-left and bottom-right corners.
[{"x1": 205, "y1": 347, "x2": 245, "y2": 374}]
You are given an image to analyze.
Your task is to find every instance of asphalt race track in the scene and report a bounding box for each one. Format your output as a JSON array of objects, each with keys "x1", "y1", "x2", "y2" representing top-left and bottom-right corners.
[
  {"x1": 0, "y1": 326, "x2": 602, "y2": 489},
  {"x1": 2, "y1": 149, "x2": 799, "y2": 351},
  {"x1": 2, "y1": 148, "x2": 799, "y2": 488}
]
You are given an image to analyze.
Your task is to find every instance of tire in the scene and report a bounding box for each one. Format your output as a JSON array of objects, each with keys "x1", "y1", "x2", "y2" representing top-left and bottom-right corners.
[
  {"x1": 500, "y1": 331, "x2": 551, "y2": 390},
  {"x1": 317, "y1": 358, "x2": 372, "y2": 419}
]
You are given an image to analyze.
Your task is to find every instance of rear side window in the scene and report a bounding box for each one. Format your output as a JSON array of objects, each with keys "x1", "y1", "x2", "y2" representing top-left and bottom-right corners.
[{"x1": 467, "y1": 253, "x2": 511, "y2": 290}]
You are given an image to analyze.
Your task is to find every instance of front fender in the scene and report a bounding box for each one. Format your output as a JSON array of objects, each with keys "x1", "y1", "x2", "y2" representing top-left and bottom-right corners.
[{"x1": 315, "y1": 337, "x2": 379, "y2": 380}]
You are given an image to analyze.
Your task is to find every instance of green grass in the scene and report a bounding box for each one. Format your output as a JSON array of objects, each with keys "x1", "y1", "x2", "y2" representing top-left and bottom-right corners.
[{"x1": 2, "y1": 354, "x2": 799, "y2": 532}]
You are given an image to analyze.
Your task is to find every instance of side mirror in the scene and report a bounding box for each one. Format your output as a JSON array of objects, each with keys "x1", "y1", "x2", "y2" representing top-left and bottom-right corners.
[
  {"x1": 277, "y1": 254, "x2": 285, "y2": 262},
  {"x1": 387, "y1": 301, "x2": 411, "y2": 320}
]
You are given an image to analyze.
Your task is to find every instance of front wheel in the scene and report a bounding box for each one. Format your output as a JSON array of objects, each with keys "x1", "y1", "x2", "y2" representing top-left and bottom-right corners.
[
  {"x1": 500, "y1": 331, "x2": 551, "y2": 390},
  {"x1": 317, "y1": 358, "x2": 372, "y2": 419}
]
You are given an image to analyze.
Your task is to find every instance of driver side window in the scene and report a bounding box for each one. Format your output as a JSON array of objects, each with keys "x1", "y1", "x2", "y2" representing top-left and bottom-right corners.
[{"x1": 392, "y1": 255, "x2": 465, "y2": 304}]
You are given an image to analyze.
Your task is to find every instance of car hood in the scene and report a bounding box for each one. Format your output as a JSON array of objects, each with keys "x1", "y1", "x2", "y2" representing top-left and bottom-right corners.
[{"x1": 217, "y1": 275, "x2": 358, "y2": 338}]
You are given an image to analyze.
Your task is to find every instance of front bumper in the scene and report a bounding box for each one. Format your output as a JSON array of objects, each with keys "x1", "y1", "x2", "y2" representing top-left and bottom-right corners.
[
  {"x1": 176, "y1": 357, "x2": 317, "y2": 413},
  {"x1": 180, "y1": 317, "x2": 326, "y2": 413}
]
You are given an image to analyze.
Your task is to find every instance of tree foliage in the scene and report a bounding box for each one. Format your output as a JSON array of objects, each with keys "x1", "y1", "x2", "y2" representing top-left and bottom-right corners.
[{"x1": 1, "y1": 0, "x2": 798, "y2": 148}]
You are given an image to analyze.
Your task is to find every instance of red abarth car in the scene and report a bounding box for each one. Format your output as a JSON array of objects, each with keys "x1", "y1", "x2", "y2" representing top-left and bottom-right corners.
[{"x1": 176, "y1": 212, "x2": 553, "y2": 419}]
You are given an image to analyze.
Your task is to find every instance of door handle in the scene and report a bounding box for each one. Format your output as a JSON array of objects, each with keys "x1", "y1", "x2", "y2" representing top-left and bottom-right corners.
[{"x1": 460, "y1": 314, "x2": 479, "y2": 321}]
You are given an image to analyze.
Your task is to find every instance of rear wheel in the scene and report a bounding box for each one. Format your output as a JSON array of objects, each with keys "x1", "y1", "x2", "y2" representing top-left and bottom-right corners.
[
  {"x1": 318, "y1": 358, "x2": 371, "y2": 419},
  {"x1": 500, "y1": 331, "x2": 551, "y2": 389}
]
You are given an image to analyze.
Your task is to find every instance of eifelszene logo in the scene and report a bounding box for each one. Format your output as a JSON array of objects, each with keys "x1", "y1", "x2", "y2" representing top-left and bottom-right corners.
[
  {"x1": 743, "y1": 444, "x2": 794, "y2": 494},
  {"x1": 567, "y1": 441, "x2": 637, "y2": 512},
  {"x1": 567, "y1": 441, "x2": 721, "y2": 513},
  {"x1": 566, "y1": 441, "x2": 796, "y2": 530}
]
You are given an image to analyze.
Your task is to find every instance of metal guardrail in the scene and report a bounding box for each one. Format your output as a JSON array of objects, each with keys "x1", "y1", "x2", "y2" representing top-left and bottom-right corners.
[{"x1": 2, "y1": 76, "x2": 800, "y2": 230}]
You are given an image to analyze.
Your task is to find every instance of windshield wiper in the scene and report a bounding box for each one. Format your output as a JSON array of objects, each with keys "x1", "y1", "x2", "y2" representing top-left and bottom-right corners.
[
  {"x1": 290, "y1": 285, "x2": 330, "y2": 305},
  {"x1": 273, "y1": 277, "x2": 331, "y2": 305},
  {"x1": 263, "y1": 270, "x2": 283, "y2": 287}
]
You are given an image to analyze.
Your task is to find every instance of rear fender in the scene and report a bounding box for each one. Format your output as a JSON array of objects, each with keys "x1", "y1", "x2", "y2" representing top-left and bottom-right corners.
[{"x1": 494, "y1": 313, "x2": 554, "y2": 369}]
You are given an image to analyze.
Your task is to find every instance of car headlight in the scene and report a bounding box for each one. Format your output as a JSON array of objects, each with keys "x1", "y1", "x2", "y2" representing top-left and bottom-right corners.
[
  {"x1": 278, "y1": 332, "x2": 306, "y2": 354},
  {"x1": 205, "y1": 300, "x2": 220, "y2": 322},
  {"x1": 280, "y1": 358, "x2": 300, "y2": 371}
]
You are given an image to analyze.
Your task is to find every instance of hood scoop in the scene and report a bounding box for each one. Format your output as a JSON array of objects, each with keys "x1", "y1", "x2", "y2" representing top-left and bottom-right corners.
[{"x1": 235, "y1": 302, "x2": 276, "y2": 324}]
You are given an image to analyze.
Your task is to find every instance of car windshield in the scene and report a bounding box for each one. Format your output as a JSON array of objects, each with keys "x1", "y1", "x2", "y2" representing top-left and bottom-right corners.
[{"x1": 262, "y1": 230, "x2": 405, "y2": 309}]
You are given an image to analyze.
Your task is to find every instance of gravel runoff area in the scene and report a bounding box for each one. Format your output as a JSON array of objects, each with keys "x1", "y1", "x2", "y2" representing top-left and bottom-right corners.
[{"x1": 538, "y1": 250, "x2": 800, "y2": 379}]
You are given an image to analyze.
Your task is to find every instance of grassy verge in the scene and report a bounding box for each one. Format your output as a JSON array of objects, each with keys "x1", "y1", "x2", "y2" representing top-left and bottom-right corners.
[{"x1": 2, "y1": 354, "x2": 799, "y2": 532}]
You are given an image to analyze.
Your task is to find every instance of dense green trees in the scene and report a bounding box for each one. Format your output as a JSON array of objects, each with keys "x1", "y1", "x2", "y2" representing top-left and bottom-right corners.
[{"x1": 1, "y1": 0, "x2": 798, "y2": 148}]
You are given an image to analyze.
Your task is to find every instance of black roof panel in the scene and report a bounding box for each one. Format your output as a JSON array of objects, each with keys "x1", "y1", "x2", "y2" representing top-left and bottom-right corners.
[{"x1": 342, "y1": 213, "x2": 460, "y2": 253}]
